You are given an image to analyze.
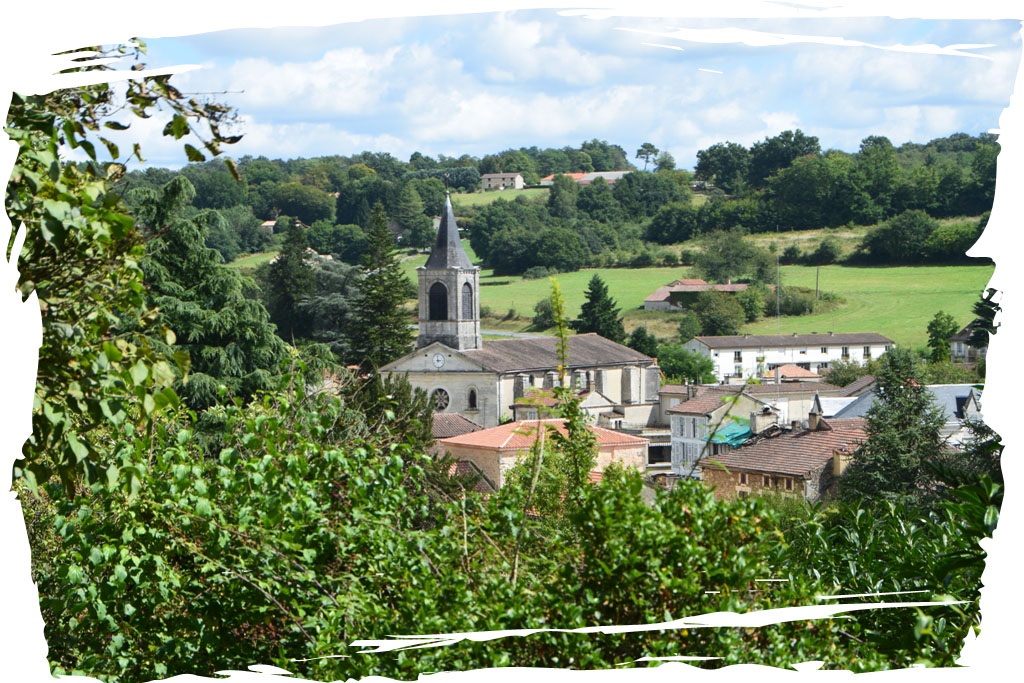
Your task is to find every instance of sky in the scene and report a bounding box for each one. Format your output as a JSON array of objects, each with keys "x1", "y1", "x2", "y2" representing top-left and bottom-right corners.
[{"x1": 116, "y1": 9, "x2": 1022, "y2": 170}]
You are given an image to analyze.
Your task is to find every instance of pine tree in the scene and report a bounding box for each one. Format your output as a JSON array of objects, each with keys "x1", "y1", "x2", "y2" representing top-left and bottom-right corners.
[
  {"x1": 265, "y1": 218, "x2": 316, "y2": 342},
  {"x1": 130, "y1": 176, "x2": 288, "y2": 409},
  {"x1": 570, "y1": 274, "x2": 626, "y2": 343},
  {"x1": 839, "y1": 347, "x2": 947, "y2": 507},
  {"x1": 349, "y1": 203, "x2": 415, "y2": 369}
]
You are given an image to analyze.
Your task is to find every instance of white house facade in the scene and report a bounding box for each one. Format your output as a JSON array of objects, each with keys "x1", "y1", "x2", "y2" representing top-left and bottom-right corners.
[{"x1": 683, "y1": 333, "x2": 894, "y2": 383}]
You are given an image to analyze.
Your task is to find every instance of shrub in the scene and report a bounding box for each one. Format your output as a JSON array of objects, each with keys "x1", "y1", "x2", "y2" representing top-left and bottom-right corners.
[
  {"x1": 503, "y1": 307, "x2": 518, "y2": 321},
  {"x1": 781, "y1": 244, "x2": 803, "y2": 264},
  {"x1": 532, "y1": 298, "x2": 555, "y2": 329},
  {"x1": 523, "y1": 266, "x2": 552, "y2": 280},
  {"x1": 662, "y1": 251, "x2": 680, "y2": 266},
  {"x1": 806, "y1": 236, "x2": 841, "y2": 265}
]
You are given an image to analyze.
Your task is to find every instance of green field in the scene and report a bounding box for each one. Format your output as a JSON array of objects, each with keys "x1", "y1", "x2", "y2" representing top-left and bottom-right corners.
[
  {"x1": 228, "y1": 250, "x2": 278, "y2": 272},
  {"x1": 740, "y1": 264, "x2": 993, "y2": 348},
  {"x1": 236, "y1": 236, "x2": 993, "y2": 350},
  {"x1": 450, "y1": 187, "x2": 548, "y2": 209}
]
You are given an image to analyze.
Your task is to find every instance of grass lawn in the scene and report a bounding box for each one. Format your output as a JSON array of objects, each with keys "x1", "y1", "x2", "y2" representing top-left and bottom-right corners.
[
  {"x1": 451, "y1": 187, "x2": 548, "y2": 209},
  {"x1": 741, "y1": 264, "x2": 993, "y2": 348},
  {"x1": 228, "y1": 250, "x2": 278, "y2": 272}
]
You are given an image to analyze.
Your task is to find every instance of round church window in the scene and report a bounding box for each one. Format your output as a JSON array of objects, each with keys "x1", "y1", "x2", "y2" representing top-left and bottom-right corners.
[{"x1": 431, "y1": 388, "x2": 450, "y2": 411}]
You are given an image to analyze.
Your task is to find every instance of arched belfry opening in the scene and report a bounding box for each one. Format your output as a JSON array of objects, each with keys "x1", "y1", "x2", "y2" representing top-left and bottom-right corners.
[
  {"x1": 429, "y1": 282, "x2": 448, "y2": 321},
  {"x1": 462, "y1": 282, "x2": 473, "y2": 319}
]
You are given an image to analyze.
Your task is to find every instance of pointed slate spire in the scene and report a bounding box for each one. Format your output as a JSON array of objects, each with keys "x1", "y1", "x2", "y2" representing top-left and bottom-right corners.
[{"x1": 424, "y1": 192, "x2": 474, "y2": 270}]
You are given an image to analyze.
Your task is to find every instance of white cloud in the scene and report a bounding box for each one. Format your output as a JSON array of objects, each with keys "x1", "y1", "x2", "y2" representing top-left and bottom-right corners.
[{"x1": 617, "y1": 24, "x2": 996, "y2": 59}]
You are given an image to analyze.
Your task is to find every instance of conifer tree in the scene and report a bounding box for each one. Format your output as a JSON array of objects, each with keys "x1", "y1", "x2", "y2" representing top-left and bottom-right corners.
[
  {"x1": 265, "y1": 217, "x2": 316, "y2": 342},
  {"x1": 349, "y1": 203, "x2": 415, "y2": 368},
  {"x1": 839, "y1": 347, "x2": 947, "y2": 507},
  {"x1": 130, "y1": 176, "x2": 288, "y2": 409},
  {"x1": 570, "y1": 274, "x2": 626, "y2": 343},
  {"x1": 626, "y1": 325, "x2": 659, "y2": 357}
]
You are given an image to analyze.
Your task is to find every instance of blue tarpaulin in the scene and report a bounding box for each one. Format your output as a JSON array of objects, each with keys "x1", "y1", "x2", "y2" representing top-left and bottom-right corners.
[{"x1": 709, "y1": 420, "x2": 752, "y2": 447}]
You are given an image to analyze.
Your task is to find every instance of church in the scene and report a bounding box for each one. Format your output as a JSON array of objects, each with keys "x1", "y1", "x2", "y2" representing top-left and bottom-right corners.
[{"x1": 380, "y1": 193, "x2": 663, "y2": 429}]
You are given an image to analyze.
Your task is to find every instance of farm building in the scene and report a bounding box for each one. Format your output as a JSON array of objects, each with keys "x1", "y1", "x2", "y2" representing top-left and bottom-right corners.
[
  {"x1": 643, "y1": 278, "x2": 753, "y2": 311},
  {"x1": 480, "y1": 173, "x2": 524, "y2": 190}
]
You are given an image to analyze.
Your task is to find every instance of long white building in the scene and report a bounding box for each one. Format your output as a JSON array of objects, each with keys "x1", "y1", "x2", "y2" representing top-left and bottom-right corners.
[{"x1": 684, "y1": 332, "x2": 894, "y2": 383}]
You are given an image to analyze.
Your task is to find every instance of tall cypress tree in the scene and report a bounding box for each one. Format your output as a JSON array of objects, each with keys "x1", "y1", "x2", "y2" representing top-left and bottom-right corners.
[
  {"x1": 570, "y1": 274, "x2": 626, "y2": 343},
  {"x1": 349, "y1": 203, "x2": 415, "y2": 369}
]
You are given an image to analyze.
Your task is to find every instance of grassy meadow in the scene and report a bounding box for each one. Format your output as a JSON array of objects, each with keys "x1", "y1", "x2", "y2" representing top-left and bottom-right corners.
[
  {"x1": 450, "y1": 187, "x2": 548, "y2": 209},
  {"x1": 403, "y1": 239, "x2": 992, "y2": 348}
]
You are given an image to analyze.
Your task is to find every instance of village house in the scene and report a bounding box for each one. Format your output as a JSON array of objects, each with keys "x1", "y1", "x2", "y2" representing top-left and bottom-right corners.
[
  {"x1": 436, "y1": 419, "x2": 649, "y2": 490},
  {"x1": 380, "y1": 193, "x2": 662, "y2": 428},
  {"x1": 698, "y1": 415, "x2": 867, "y2": 503},
  {"x1": 683, "y1": 332, "x2": 894, "y2": 382},
  {"x1": 666, "y1": 384, "x2": 778, "y2": 478},
  {"x1": 950, "y1": 320, "x2": 987, "y2": 364},
  {"x1": 643, "y1": 278, "x2": 754, "y2": 311},
  {"x1": 538, "y1": 171, "x2": 631, "y2": 186},
  {"x1": 480, "y1": 173, "x2": 524, "y2": 190}
]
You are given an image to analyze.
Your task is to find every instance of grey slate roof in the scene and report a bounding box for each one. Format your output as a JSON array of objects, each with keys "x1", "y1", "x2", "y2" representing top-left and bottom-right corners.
[
  {"x1": 833, "y1": 384, "x2": 982, "y2": 423},
  {"x1": 463, "y1": 333, "x2": 654, "y2": 373},
  {"x1": 693, "y1": 332, "x2": 893, "y2": 349},
  {"x1": 423, "y1": 193, "x2": 474, "y2": 270}
]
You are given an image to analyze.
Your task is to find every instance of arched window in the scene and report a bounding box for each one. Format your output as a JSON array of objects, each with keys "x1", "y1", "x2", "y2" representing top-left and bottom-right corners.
[
  {"x1": 461, "y1": 282, "x2": 473, "y2": 319},
  {"x1": 429, "y1": 282, "x2": 448, "y2": 321},
  {"x1": 467, "y1": 389, "x2": 478, "y2": 410}
]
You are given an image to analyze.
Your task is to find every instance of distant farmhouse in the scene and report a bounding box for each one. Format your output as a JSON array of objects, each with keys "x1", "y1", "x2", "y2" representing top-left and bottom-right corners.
[
  {"x1": 538, "y1": 171, "x2": 631, "y2": 186},
  {"x1": 684, "y1": 332, "x2": 894, "y2": 383},
  {"x1": 380, "y1": 193, "x2": 661, "y2": 429},
  {"x1": 643, "y1": 278, "x2": 753, "y2": 311},
  {"x1": 480, "y1": 173, "x2": 524, "y2": 190}
]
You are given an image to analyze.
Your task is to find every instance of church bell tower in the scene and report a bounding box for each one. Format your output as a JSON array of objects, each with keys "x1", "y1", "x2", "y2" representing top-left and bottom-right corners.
[{"x1": 416, "y1": 192, "x2": 482, "y2": 350}]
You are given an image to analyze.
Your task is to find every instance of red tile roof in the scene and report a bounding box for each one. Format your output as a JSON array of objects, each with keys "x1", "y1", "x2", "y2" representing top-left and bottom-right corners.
[
  {"x1": 762, "y1": 364, "x2": 820, "y2": 379},
  {"x1": 439, "y1": 419, "x2": 648, "y2": 451},
  {"x1": 698, "y1": 424, "x2": 866, "y2": 478},
  {"x1": 666, "y1": 386, "x2": 740, "y2": 415},
  {"x1": 432, "y1": 413, "x2": 483, "y2": 439},
  {"x1": 539, "y1": 172, "x2": 588, "y2": 182}
]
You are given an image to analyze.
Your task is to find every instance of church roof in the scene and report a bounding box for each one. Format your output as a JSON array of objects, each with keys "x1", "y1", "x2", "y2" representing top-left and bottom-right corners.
[
  {"x1": 423, "y1": 192, "x2": 474, "y2": 270},
  {"x1": 463, "y1": 333, "x2": 654, "y2": 373}
]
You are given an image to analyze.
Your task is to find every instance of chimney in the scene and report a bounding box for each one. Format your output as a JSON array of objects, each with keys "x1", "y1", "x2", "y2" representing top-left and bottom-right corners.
[
  {"x1": 586, "y1": 370, "x2": 596, "y2": 394},
  {"x1": 791, "y1": 420, "x2": 800, "y2": 431},
  {"x1": 688, "y1": 384, "x2": 700, "y2": 399},
  {"x1": 808, "y1": 411, "x2": 820, "y2": 431},
  {"x1": 774, "y1": 366, "x2": 781, "y2": 385}
]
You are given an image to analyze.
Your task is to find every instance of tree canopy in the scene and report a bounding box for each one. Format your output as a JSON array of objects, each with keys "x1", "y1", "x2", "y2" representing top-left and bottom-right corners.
[{"x1": 570, "y1": 274, "x2": 627, "y2": 343}]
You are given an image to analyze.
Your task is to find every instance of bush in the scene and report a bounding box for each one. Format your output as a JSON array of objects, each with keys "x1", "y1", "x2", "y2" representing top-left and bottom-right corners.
[
  {"x1": 630, "y1": 251, "x2": 655, "y2": 267},
  {"x1": 479, "y1": 305, "x2": 493, "y2": 318},
  {"x1": 662, "y1": 251, "x2": 680, "y2": 266},
  {"x1": 777, "y1": 287, "x2": 816, "y2": 316},
  {"x1": 523, "y1": 266, "x2": 552, "y2": 280},
  {"x1": 678, "y1": 249, "x2": 697, "y2": 265},
  {"x1": 806, "y1": 237, "x2": 841, "y2": 265},
  {"x1": 503, "y1": 307, "x2": 518, "y2": 321},
  {"x1": 532, "y1": 298, "x2": 555, "y2": 329},
  {"x1": 677, "y1": 312, "x2": 702, "y2": 341},
  {"x1": 781, "y1": 244, "x2": 803, "y2": 264}
]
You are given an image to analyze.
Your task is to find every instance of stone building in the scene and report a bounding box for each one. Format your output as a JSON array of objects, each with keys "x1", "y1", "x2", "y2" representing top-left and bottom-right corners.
[
  {"x1": 698, "y1": 416, "x2": 867, "y2": 503},
  {"x1": 380, "y1": 193, "x2": 661, "y2": 427},
  {"x1": 436, "y1": 419, "x2": 648, "y2": 490}
]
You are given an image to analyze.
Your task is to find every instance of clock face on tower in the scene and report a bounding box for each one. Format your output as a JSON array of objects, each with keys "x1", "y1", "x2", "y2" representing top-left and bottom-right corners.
[{"x1": 432, "y1": 353, "x2": 446, "y2": 369}]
